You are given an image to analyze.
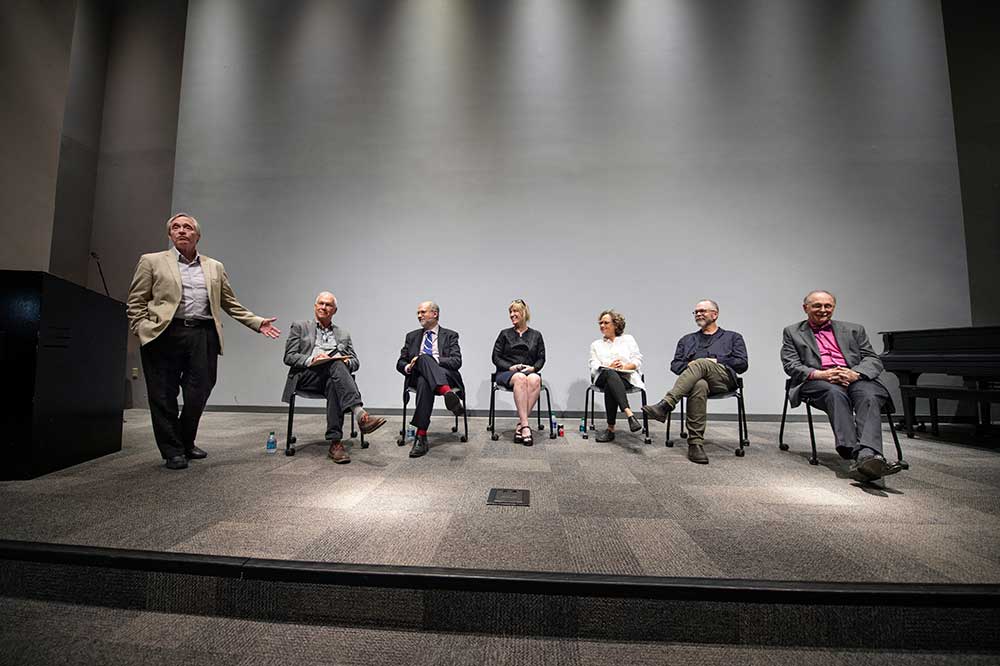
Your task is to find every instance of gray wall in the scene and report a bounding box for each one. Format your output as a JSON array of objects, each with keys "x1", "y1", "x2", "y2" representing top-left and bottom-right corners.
[
  {"x1": 0, "y1": 0, "x2": 77, "y2": 272},
  {"x1": 171, "y1": 0, "x2": 970, "y2": 414}
]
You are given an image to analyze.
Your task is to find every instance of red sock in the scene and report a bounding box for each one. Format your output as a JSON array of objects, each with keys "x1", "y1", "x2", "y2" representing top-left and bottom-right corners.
[
  {"x1": 435, "y1": 385, "x2": 451, "y2": 396},
  {"x1": 416, "y1": 429, "x2": 427, "y2": 436}
]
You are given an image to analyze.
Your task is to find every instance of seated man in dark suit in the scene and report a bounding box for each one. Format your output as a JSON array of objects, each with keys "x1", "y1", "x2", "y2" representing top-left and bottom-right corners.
[
  {"x1": 781, "y1": 290, "x2": 904, "y2": 482},
  {"x1": 283, "y1": 291, "x2": 385, "y2": 464},
  {"x1": 396, "y1": 300, "x2": 465, "y2": 458},
  {"x1": 643, "y1": 300, "x2": 748, "y2": 465}
]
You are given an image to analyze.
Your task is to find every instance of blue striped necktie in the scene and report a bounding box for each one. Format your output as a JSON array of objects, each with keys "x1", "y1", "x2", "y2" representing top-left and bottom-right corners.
[{"x1": 422, "y1": 330, "x2": 434, "y2": 356}]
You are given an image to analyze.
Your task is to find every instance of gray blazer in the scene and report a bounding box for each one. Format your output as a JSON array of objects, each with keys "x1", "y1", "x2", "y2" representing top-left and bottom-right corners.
[
  {"x1": 780, "y1": 319, "x2": 884, "y2": 407},
  {"x1": 282, "y1": 319, "x2": 360, "y2": 403}
]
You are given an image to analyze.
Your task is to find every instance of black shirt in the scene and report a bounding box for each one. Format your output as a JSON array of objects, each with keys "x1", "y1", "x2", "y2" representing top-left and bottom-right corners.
[{"x1": 492, "y1": 327, "x2": 546, "y2": 373}]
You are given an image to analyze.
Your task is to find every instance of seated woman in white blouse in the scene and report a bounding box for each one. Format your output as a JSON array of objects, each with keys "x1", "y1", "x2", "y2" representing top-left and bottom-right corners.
[{"x1": 588, "y1": 309, "x2": 644, "y2": 442}]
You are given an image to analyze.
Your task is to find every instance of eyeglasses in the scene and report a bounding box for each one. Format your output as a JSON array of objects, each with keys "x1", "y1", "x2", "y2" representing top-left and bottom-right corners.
[{"x1": 692, "y1": 309, "x2": 717, "y2": 315}]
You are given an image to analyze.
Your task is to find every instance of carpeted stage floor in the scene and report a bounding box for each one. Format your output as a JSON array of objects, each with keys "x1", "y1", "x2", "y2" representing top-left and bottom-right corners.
[{"x1": 1, "y1": 410, "x2": 998, "y2": 584}]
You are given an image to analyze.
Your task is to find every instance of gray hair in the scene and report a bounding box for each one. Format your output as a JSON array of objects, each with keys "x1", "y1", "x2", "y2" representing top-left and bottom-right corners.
[
  {"x1": 166, "y1": 212, "x2": 201, "y2": 236},
  {"x1": 803, "y1": 290, "x2": 836, "y2": 305},
  {"x1": 696, "y1": 299, "x2": 719, "y2": 312},
  {"x1": 423, "y1": 301, "x2": 440, "y2": 316},
  {"x1": 315, "y1": 291, "x2": 337, "y2": 308}
]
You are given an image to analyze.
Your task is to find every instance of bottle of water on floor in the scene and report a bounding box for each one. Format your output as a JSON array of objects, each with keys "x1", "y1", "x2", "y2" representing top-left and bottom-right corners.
[{"x1": 266, "y1": 431, "x2": 277, "y2": 454}]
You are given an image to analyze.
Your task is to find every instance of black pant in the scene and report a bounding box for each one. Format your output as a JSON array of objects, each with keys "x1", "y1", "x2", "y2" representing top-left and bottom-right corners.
[
  {"x1": 594, "y1": 369, "x2": 633, "y2": 425},
  {"x1": 140, "y1": 320, "x2": 219, "y2": 459},
  {"x1": 799, "y1": 379, "x2": 890, "y2": 459},
  {"x1": 294, "y1": 360, "x2": 362, "y2": 441},
  {"x1": 406, "y1": 354, "x2": 462, "y2": 430}
]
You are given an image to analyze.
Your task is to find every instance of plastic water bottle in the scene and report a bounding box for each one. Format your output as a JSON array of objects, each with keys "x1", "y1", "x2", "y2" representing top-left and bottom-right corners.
[
  {"x1": 265, "y1": 431, "x2": 277, "y2": 455},
  {"x1": 550, "y1": 414, "x2": 557, "y2": 433},
  {"x1": 579, "y1": 418, "x2": 586, "y2": 433},
  {"x1": 406, "y1": 427, "x2": 416, "y2": 443}
]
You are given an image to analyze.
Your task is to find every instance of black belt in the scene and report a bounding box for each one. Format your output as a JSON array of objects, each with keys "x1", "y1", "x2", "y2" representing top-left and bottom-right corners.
[{"x1": 171, "y1": 318, "x2": 214, "y2": 328}]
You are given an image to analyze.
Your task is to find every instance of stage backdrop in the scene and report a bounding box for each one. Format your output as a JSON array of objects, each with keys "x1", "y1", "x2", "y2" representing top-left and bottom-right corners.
[{"x1": 171, "y1": 0, "x2": 969, "y2": 413}]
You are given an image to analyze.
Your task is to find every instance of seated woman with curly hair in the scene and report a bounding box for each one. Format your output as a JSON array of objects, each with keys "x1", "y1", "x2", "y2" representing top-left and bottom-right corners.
[{"x1": 588, "y1": 309, "x2": 644, "y2": 441}]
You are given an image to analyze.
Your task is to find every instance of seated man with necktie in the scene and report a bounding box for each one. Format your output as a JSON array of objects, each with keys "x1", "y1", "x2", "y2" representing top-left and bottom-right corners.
[
  {"x1": 781, "y1": 289, "x2": 904, "y2": 482},
  {"x1": 396, "y1": 300, "x2": 465, "y2": 458},
  {"x1": 282, "y1": 291, "x2": 386, "y2": 464}
]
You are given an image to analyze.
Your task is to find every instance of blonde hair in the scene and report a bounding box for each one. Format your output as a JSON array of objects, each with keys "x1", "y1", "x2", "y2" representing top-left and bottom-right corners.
[
  {"x1": 509, "y1": 299, "x2": 530, "y2": 324},
  {"x1": 166, "y1": 212, "x2": 201, "y2": 237}
]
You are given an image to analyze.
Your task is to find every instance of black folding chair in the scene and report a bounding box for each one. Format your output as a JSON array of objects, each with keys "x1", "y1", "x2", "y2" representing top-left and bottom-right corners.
[
  {"x1": 396, "y1": 383, "x2": 469, "y2": 445},
  {"x1": 582, "y1": 373, "x2": 651, "y2": 444},
  {"x1": 487, "y1": 372, "x2": 556, "y2": 441},
  {"x1": 665, "y1": 376, "x2": 749, "y2": 457},
  {"x1": 283, "y1": 386, "x2": 366, "y2": 456},
  {"x1": 778, "y1": 378, "x2": 908, "y2": 468}
]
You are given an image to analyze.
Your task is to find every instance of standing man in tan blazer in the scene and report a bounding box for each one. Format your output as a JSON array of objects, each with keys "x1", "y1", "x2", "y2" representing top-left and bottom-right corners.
[{"x1": 127, "y1": 213, "x2": 281, "y2": 469}]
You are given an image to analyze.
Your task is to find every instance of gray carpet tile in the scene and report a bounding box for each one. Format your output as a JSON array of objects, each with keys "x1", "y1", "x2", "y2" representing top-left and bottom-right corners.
[{"x1": 2, "y1": 410, "x2": 1000, "y2": 583}]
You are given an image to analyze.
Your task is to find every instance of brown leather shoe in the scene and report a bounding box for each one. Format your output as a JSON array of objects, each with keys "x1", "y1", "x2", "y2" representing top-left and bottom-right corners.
[
  {"x1": 328, "y1": 442, "x2": 350, "y2": 464},
  {"x1": 358, "y1": 412, "x2": 386, "y2": 435},
  {"x1": 687, "y1": 443, "x2": 709, "y2": 464}
]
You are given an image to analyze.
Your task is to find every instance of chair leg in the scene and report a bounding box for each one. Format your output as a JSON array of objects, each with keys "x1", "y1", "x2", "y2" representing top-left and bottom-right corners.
[
  {"x1": 398, "y1": 391, "x2": 408, "y2": 446},
  {"x1": 735, "y1": 393, "x2": 746, "y2": 457},
  {"x1": 886, "y1": 409, "x2": 908, "y2": 469},
  {"x1": 805, "y1": 403, "x2": 819, "y2": 465},
  {"x1": 461, "y1": 392, "x2": 469, "y2": 442},
  {"x1": 589, "y1": 387, "x2": 596, "y2": 431},
  {"x1": 545, "y1": 386, "x2": 556, "y2": 439},
  {"x1": 641, "y1": 389, "x2": 651, "y2": 444},
  {"x1": 778, "y1": 392, "x2": 790, "y2": 451},
  {"x1": 489, "y1": 385, "x2": 499, "y2": 441},
  {"x1": 665, "y1": 408, "x2": 674, "y2": 447},
  {"x1": 350, "y1": 410, "x2": 358, "y2": 439},
  {"x1": 582, "y1": 387, "x2": 592, "y2": 439},
  {"x1": 285, "y1": 395, "x2": 297, "y2": 456},
  {"x1": 679, "y1": 398, "x2": 687, "y2": 439}
]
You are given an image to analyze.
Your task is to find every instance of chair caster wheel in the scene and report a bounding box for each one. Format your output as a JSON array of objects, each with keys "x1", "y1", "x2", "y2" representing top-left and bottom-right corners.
[
  {"x1": 680, "y1": 433, "x2": 688, "y2": 439},
  {"x1": 809, "y1": 458, "x2": 819, "y2": 466},
  {"x1": 582, "y1": 434, "x2": 589, "y2": 440},
  {"x1": 735, "y1": 448, "x2": 745, "y2": 457},
  {"x1": 899, "y1": 460, "x2": 910, "y2": 470},
  {"x1": 644, "y1": 438, "x2": 651, "y2": 445},
  {"x1": 360, "y1": 441, "x2": 369, "y2": 449},
  {"x1": 451, "y1": 426, "x2": 458, "y2": 433},
  {"x1": 397, "y1": 438, "x2": 406, "y2": 446},
  {"x1": 538, "y1": 426, "x2": 544, "y2": 432},
  {"x1": 665, "y1": 440, "x2": 674, "y2": 447},
  {"x1": 285, "y1": 447, "x2": 295, "y2": 456},
  {"x1": 491, "y1": 433, "x2": 499, "y2": 441},
  {"x1": 289, "y1": 436, "x2": 297, "y2": 445},
  {"x1": 549, "y1": 433, "x2": 557, "y2": 439},
  {"x1": 779, "y1": 443, "x2": 789, "y2": 451},
  {"x1": 460, "y1": 436, "x2": 468, "y2": 443},
  {"x1": 350, "y1": 431, "x2": 358, "y2": 438}
]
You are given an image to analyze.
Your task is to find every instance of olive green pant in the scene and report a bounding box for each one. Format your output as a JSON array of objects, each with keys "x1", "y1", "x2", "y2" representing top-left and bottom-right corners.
[{"x1": 663, "y1": 358, "x2": 735, "y2": 444}]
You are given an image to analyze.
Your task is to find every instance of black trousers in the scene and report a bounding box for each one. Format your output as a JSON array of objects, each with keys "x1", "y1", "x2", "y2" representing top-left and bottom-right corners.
[
  {"x1": 140, "y1": 320, "x2": 219, "y2": 460},
  {"x1": 294, "y1": 360, "x2": 363, "y2": 441},
  {"x1": 594, "y1": 369, "x2": 633, "y2": 425},
  {"x1": 406, "y1": 354, "x2": 461, "y2": 430},
  {"x1": 799, "y1": 379, "x2": 890, "y2": 459}
]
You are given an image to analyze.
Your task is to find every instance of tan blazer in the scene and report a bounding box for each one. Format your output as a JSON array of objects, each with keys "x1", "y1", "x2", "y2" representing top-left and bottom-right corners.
[{"x1": 126, "y1": 249, "x2": 263, "y2": 354}]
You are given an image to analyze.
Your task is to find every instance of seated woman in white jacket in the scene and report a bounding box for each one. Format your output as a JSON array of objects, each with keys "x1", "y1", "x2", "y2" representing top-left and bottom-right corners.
[{"x1": 588, "y1": 309, "x2": 644, "y2": 442}]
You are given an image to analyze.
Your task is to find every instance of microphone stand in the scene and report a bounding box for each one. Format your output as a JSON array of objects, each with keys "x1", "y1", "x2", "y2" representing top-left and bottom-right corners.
[{"x1": 90, "y1": 251, "x2": 110, "y2": 297}]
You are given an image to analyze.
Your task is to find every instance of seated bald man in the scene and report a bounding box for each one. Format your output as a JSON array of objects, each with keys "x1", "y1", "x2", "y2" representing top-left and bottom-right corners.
[
  {"x1": 396, "y1": 300, "x2": 465, "y2": 458},
  {"x1": 282, "y1": 292, "x2": 385, "y2": 463},
  {"x1": 781, "y1": 289, "x2": 904, "y2": 482},
  {"x1": 643, "y1": 300, "x2": 748, "y2": 464}
]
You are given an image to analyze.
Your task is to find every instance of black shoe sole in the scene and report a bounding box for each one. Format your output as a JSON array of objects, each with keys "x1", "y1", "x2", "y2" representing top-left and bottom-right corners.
[
  {"x1": 184, "y1": 452, "x2": 207, "y2": 460},
  {"x1": 444, "y1": 391, "x2": 464, "y2": 416}
]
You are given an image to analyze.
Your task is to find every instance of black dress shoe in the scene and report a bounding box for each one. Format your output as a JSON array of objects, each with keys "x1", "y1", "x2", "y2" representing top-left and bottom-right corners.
[
  {"x1": 687, "y1": 444, "x2": 709, "y2": 464},
  {"x1": 409, "y1": 434, "x2": 429, "y2": 458},
  {"x1": 595, "y1": 429, "x2": 615, "y2": 443},
  {"x1": 184, "y1": 446, "x2": 207, "y2": 460},
  {"x1": 627, "y1": 415, "x2": 643, "y2": 432},
  {"x1": 642, "y1": 400, "x2": 673, "y2": 423},
  {"x1": 443, "y1": 390, "x2": 465, "y2": 416},
  {"x1": 165, "y1": 456, "x2": 188, "y2": 470},
  {"x1": 852, "y1": 455, "x2": 890, "y2": 481}
]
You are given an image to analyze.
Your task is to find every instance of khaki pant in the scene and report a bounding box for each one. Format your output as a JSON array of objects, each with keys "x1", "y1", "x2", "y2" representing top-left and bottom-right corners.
[{"x1": 663, "y1": 358, "x2": 735, "y2": 444}]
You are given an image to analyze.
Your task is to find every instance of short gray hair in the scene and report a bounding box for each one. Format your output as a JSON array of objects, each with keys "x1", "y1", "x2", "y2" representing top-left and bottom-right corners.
[
  {"x1": 423, "y1": 301, "x2": 440, "y2": 316},
  {"x1": 315, "y1": 291, "x2": 337, "y2": 308},
  {"x1": 803, "y1": 290, "x2": 836, "y2": 305},
  {"x1": 696, "y1": 299, "x2": 719, "y2": 312},
  {"x1": 166, "y1": 212, "x2": 201, "y2": 236}
]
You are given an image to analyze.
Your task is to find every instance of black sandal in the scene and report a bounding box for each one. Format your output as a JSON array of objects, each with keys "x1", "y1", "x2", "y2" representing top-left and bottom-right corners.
[
  {"x1": 521, "y1": 425, "x2": 534, "y2": 447},
  {"x1": 513, "y1": 424, "x2": 526, "y2": 444}
]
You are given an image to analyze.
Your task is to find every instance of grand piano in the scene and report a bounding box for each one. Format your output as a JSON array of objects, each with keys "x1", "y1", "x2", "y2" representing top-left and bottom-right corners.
[{"x1": 880, "y1": 326, "x2": 1000, "y2": 439}]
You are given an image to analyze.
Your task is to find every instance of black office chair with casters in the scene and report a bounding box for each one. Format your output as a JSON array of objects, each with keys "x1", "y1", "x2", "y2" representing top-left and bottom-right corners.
[
  {"x1": 664, "y1": 376, "x2": 750, "y2": 457},
  {"x1": 283, "y1": 387, "x2": 366, "y2": 456},
  {"x1": 778, "y1": 378, "x2": 908, "y2": 469},
  {"x1": 487, "y1": 372, "x2": 556, "y2": 441},
  {"x1": 582, "y1": 374, "x2": 651, "y2": 444},
  {"x1": 396, "y1": 383, "x2": 469, "y2": 445}
]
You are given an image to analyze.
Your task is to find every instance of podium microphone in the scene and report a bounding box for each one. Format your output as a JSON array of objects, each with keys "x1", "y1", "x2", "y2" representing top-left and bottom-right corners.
[{"x1": 90, "y1": 251, "x2": 110, "y2": 297}]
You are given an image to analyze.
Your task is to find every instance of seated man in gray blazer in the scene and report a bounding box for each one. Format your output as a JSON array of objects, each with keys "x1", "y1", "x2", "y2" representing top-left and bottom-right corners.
[
  {"x1": 781, "y1": 290, "x2": 903, "y2": 482},
  {"x1": 283, "y1": 292, "x2": 385, "y2": 464}
]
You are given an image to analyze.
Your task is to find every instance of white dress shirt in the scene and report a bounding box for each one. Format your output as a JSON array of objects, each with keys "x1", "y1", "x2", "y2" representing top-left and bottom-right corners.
[
  {"x1": 589, "y1": 334, "x2": 644, "y2": 389},
  {"x1": 174, "y1": 249, "x2": 212, "y2": 320}
]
